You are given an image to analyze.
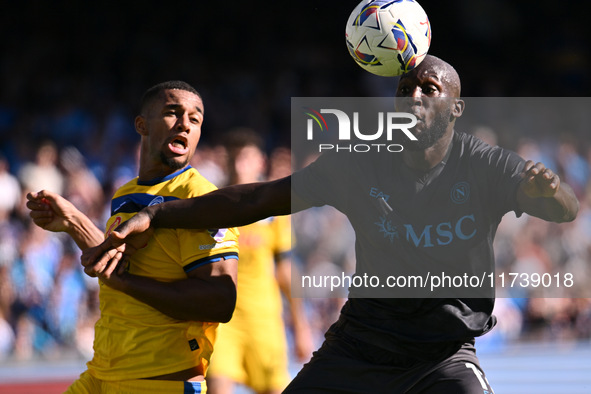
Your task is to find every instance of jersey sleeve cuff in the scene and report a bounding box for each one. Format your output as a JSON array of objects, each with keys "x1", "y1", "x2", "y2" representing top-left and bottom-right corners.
[{"x1": 184, "y1": 252, "x2": 239, "y2": 273}]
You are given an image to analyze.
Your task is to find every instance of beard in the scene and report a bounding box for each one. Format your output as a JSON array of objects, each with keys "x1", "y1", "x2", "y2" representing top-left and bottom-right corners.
[
  {"x1": 160, "y1": 152, "x2": 189, "y2": 170},
  {"x1": 405, "y1": 108, "x2": 451, "y2": 151}
]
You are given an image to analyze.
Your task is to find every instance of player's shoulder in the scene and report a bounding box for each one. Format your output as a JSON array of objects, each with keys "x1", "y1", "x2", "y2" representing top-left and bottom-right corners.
[
  {"x1": 454, "y1": 130, "x2": 492, "y2": 152},
  {"x1": 112, "y1": 176, "x2": 140, "y2": 199},
  {"x1": 174, "y1": 166, "x2": 219, "y2": 197},
  {"x1": 453, "y1": 130, "x2": 524, "y2": 174},
  {"x1": 453, "y1": 130, "x2": 510, "y2": 160},
  {"x1": 182, "y1": 166, "x2": 214, "y2": 184}
]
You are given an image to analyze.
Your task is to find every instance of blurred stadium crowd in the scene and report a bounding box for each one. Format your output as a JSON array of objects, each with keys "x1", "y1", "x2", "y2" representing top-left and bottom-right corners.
[{"x1": 0, "y1": 0, "x2": 590, "y2": 364}]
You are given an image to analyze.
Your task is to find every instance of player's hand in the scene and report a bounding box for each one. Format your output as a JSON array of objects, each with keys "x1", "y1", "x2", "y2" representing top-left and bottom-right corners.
[
  {"x1": 81, "y1": 210, "x2": 154, "y2": 278},
  {"x1": 97, "y1": 260, "x2": 130, "y2": 292},
  {"x1": 519, "y1": 160, "x2": 560, "y2": 198},
  {"x1": 292, "y1": 320, "x2": 315, "y2": 363},
  {"x1": 26, "y1": 190, "x2": 78, "y2": 233}
]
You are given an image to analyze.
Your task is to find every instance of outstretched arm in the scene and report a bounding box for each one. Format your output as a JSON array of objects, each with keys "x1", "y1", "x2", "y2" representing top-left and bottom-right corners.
[
  {"x1": 82, "y1": 175, "x2": 308, "y2": 276},
  {"x1": 516, "y1": 160, "x2": 579, "y2": 223},
  {"x1": 26, "y1": 190, "x2": 105, "y2": 250},
  {"x1": 275, "y1": 256, "x2": 314, "y2": 362},
  {"x1": 151, "y1": 175, "x2": 295, "y2": 229}
]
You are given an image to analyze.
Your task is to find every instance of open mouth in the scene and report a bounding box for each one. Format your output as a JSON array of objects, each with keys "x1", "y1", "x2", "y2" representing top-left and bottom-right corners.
[
  {"x1": 168, "y1": 135, "x2": 189, "y2": 154},
  {"x1": 171, "y1": 138, "x2": 186, "y2": 149}
]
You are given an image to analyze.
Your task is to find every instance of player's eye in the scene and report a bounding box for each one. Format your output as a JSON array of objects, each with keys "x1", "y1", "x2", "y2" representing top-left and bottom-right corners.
[{"x1": 422, "y1": 85, "x2": 437, "y2": 94}]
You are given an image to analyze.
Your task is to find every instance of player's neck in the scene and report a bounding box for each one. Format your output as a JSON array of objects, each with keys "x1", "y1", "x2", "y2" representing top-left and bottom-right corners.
[
  {"x1": 138, "y1": 162, "x2": 187, "y2": 182},
  {"x1": 403, "y1": 129, "x2": 454, "y2": 171}
]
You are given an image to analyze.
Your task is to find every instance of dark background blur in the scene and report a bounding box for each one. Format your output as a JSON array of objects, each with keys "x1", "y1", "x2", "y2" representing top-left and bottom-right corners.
[{"x1": 1, "y1": 0, "x2": 588, "y2": 157}]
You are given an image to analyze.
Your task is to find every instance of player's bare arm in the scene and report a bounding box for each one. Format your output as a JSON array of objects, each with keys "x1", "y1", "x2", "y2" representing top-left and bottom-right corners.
[
  {"x1": 99, "y1": 256, "x2": 238, "y2": 323},
  {"x1": 149, "y1": 175, "x2": 295, "y2": 229},
  {"x1": 516, "y1": 160, "x2": 579, "y2": 222},
  {"x1": 82, "y1": 175, "x2": 306, "y2": 276},
  {"x1": 275, "y1": 257, "x2": 314, "y2": 362},
  {"x1": 26, "y1": 190, "x2": 105, "y2": 250}
]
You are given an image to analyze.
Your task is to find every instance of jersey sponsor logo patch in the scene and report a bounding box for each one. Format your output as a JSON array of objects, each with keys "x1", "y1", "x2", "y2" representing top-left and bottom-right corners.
[
  {"x1": 374, "y1": 216, "x2": 399, "y2": 242},
  {"x1": 199, "y1": 240, "x2": 237, "y2": 250},
  {"x1": 188, "y1": 338, "x2": 199, "y2": 351},
  {"x1": 375, "y1": 214, "x2": 477, "y2": 247},
  {"x1": 450, "y1": 181, "x2": 470, "y2": 204},
  {"x1": 106, "y1": 216, "x2": 122, "y2": 237},
  {"x1": 207, "y1": 228, "x2": 228, "y2": 242}
]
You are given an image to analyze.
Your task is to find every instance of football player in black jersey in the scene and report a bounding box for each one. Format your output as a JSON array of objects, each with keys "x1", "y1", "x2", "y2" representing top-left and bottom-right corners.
[{"x1": 82, "y1": 56, "x2": 579, "y2": 393}]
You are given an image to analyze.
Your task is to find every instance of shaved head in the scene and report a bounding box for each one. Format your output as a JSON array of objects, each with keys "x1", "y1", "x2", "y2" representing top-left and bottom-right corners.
[
  {"x1": 395, "y1": 55, "x2": 465, "y2": 151},
  {"x1": 407, "y1": 55, "x2": 461, "y2": 97}
]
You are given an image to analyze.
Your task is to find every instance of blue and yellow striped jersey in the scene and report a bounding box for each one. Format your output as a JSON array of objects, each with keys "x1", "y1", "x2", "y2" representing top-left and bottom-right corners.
[{"x1": 88, "y1": 166, "x2": 239, "y2": 381}]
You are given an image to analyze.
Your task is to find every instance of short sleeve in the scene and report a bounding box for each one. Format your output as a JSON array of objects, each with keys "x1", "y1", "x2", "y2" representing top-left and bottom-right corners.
[
  {"x1": 179, "y1": 226, "x2": 240, "y2": 273},
  {"x1": 271, "y1": 215, "x2": 292, "y2": 259},
  {"x1": 476, "y1": 143, "x2": 526, "y2": 219}
]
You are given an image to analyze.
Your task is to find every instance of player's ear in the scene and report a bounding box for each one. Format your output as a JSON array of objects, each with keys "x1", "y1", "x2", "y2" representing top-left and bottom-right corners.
[
  {"x1": 451, "y1": 99, "x2": 465, "y2": 119},
  {"x1": 135, "y1": 115, "x2": 148, "y2": 136}
]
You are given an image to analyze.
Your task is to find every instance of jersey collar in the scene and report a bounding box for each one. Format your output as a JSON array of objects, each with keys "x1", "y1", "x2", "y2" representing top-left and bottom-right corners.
[{"x1": 137, "y1": 166, "x2": 193, "y2": 186}]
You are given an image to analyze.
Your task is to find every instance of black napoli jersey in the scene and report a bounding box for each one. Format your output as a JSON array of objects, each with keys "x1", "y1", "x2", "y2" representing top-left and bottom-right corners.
[{"x1": 292, "y1": 131, "x2": 526, "y2": 356}]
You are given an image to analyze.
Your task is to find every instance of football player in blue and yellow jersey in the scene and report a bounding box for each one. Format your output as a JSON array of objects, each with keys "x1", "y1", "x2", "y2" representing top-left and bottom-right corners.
[
  {"x1": 206, "y1": 129, "x2": 313, "y2": 394},
  {"x1": 26, "y1": 81, "x2": 239, "y2": 393}
]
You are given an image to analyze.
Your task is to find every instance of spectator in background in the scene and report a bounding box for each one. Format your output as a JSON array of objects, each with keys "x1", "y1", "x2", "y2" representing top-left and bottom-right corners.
[
  {"x1": 267, "y1": 146, "x2": 292, "y2": 181},
  {"x1": 0, "y1": 258, "x2": 16, "y2": 360},
  {"x1": 0, "y1": 154, "x2": 21, "y2": 220},
  {"x1": 0, "y1": 153, "x2": 22, "y2": 273},
  {"x1": 556, "y1": 139, "x2": 590, "y2": 198},
  {"x1": 59, "y1": 146, "x2": 104, "y2": 223},
  {"x1": 207, "y1": 128, "x2": 313, "y2": 394},
  {"x1": 190, "y1": 144, "x2": 228, "y2": 188},
  {"x1": 45, "y1": 247, "x2": 88, "y2": 347},
  {"x1": 9, "y1": 221, "x2": 64, "y2": 359},
  {"x1": 18, "y1": 141, "x2": 65, "y2": 196},
  {"x1": 0, "y1": 309, "x2": 15, "y2": 360}
]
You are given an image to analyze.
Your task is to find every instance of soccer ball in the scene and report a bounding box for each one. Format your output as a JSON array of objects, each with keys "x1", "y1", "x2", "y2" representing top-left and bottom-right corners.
[{"x1": 345, "y1": 0, "x2": 431, "y2": 77}]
